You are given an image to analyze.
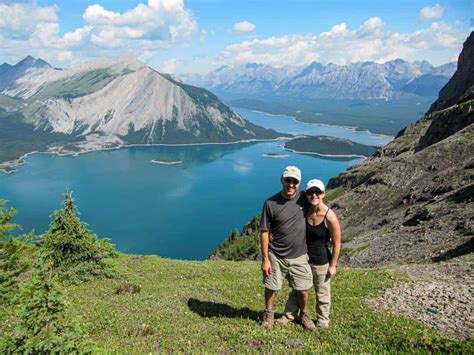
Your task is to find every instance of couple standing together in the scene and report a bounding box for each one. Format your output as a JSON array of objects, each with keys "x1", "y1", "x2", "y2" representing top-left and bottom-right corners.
[{"x1": 259, "y1": 166, "x2": 341, "y2": 330}]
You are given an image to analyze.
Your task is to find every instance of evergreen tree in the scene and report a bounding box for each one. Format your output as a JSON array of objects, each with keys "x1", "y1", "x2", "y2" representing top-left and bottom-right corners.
[
  {"x1": 0, "y1": 200, "x2": 26, "y2": 303},
  {"x1": 42, "y1": 192, "x2": 117, "y2": 281},
  {"x1": 1, "y1": 255, "x2": 88, "y2": 353}
]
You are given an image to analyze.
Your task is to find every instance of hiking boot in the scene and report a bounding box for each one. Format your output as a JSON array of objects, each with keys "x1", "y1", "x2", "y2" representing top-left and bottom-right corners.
[
  {"x1": 300, "y1": 312, "x2": 316, "y2": 330},
  {"x1": 261, "y1": 310, "x2": 274, "y2": 328},
  {"x1": 276, "y1": 314, "x2": 295, "y2": 325}
]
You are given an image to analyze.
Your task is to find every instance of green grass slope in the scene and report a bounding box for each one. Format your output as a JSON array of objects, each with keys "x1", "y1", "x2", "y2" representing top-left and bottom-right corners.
[{"x1": 2, "y1": 254, "x2": 469, "y2": 352}]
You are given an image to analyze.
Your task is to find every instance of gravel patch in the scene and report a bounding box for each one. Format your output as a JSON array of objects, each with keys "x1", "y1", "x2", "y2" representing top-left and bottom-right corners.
[{"x1": 366, "y1": 261, "x2": 473, "y2": 340}]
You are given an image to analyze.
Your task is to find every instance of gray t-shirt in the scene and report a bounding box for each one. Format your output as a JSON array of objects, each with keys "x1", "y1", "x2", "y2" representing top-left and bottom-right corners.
[{"x1": 260, "y1": 191, "x2": 308, "y2": 259}]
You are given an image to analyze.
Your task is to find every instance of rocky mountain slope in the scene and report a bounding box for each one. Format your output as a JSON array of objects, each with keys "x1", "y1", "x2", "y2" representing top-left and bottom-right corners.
[
  {"x1": 0, "y1": 57, "x2": 280, "y2": 169},
  {"x1": 327, "y1": 32, "x2": 473, "y2": 267},
  {"x1": 181, "y1": 59, "x2": 456, "y2": 100}
]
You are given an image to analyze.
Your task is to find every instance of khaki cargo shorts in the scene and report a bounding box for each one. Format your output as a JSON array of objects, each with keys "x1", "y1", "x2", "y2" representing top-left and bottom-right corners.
[{"x1": 263, "y1": 252, "x2": 313, "y2": 291}]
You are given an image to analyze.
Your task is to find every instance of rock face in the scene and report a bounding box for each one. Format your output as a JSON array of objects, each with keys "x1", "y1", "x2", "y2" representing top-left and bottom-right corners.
[
  {"x1": 181, "y1": 59, "x2": 456, "y2": 100},
  {"x1": 327, "y1": 32, "x2": 474, "y2": 267},
  {"x1": 0, "y1": 57, "x2": 279, "y2": 163}
]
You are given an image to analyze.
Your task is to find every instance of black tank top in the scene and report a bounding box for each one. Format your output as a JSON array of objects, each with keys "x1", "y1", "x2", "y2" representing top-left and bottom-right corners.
[{"x1": 306, "y1": 209, "x2": 331, "y2": 265}]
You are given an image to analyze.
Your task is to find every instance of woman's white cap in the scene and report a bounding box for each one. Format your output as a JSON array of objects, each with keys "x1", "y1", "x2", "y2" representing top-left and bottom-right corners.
[{"x1": 306, "y1": 179, "x2": 325, "y2": 192}]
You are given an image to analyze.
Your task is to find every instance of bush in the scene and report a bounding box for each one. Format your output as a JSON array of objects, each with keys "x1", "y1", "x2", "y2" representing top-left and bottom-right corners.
[{"x1": 41, "y1": 192, "x2": 117, "y2": 281}]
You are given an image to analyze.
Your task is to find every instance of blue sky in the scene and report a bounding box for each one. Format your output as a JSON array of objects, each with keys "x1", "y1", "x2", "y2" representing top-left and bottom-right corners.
[{"x1": 0, "y1": 0, "x2": 472, "y2": 73}]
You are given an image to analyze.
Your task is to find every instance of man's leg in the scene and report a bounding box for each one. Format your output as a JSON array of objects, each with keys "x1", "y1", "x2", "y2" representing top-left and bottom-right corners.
[
  {"x1": 296, "y1": 289, "x2": 316, "y2": 330},
  {"x1": 262, "y1": 252, "x2": 286, "y2": 328},
  {"x1": 264, "y1": 288, "x2": 276, "y2": 310},
  {"x1": 288, "y1": 254, "x2": 316, "y2": 330},
  {"x1": 262, "y1": 288, "x2": 276, "y2": 327},
  {"x1": 296, "y1": 289, "x2": 309, "y2": 312}
]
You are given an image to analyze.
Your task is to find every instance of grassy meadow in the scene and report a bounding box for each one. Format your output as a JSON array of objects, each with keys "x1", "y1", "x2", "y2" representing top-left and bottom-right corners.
[{"x1": 2, "y1": 253, "x2": 471, "y2": 353}]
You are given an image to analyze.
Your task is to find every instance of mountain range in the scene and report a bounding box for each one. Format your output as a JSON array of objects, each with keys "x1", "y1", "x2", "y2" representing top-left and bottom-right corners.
[
  {"x1": 180, "y1": 59, "x2": 456, "y2": 101},
  {"x1": 0, "y1": 56, "x2": 280, "y2": 170}
]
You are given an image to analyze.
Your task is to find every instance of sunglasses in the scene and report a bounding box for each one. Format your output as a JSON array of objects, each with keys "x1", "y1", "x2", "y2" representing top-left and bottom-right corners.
[
  {"x1": 283, "y1": 177, "x2": 300, "y2": 185},
  {"x1": 306, "y1": 189, "x2": 323, "y2": 196}
]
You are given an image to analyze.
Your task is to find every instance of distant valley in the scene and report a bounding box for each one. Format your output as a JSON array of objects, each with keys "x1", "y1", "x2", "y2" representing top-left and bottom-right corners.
[{"x1": 180, "y1": 59, "x2": 456, "y2": 135}]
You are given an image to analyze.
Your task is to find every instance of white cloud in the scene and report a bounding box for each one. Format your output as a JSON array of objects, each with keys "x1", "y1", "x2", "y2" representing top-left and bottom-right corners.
[
  {"x1": 0, "y1": 0, "x2": 197, "y2": 65},
  {"x1": 418, "y1": 4, "x2": 445, "y2": 22},
  {"x1": 83, "y1": 4, "x2": 119, "y2": 25},
  {"x1": 233, "y1": 21, "x2": 256, "y2": 34},
  {"x1": 138, "y1": 50, "x2": 156, "y2": 62},
  {"x1": 221, "y1": 17, "x2": 466, "y2": 67},
  {"x1": 0, "y1": 2, "x2": 57, "y2": 40},
  {"x1": 161, "y1": 58, "x2": 178, "y2": 73}
]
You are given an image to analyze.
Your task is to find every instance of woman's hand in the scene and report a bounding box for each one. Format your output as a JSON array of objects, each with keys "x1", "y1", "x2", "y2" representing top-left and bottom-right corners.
[{"x1": 327, "y1": 265, "x2": 337, "y2": 278}]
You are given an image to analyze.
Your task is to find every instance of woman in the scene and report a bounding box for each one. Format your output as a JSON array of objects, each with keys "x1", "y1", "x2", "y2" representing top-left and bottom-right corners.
[{"x1": 278, "y1": 179, "x2": 341, "y2": 328}]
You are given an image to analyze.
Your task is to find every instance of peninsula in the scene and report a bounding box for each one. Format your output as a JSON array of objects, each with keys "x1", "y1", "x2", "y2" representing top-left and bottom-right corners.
[{"x1": 285, "y1": 135, "x2": 379, "y2": 157}]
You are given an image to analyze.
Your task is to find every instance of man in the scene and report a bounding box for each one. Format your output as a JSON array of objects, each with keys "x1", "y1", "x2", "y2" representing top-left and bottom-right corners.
[{"x1": 259, "y1": 166, "x2": 316, "y2": 329}]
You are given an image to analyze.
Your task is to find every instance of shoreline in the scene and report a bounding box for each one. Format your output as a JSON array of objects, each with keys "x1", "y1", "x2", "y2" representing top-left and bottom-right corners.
[
  {"x1": 283, "y1": 146, "x2": 368, "y2": 158},
  {"x1": 0, "y1": 136, "x2": 292, "y2": 174}
]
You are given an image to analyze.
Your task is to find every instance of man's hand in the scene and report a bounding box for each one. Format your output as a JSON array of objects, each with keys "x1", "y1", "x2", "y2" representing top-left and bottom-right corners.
[
  {"x1": 327, "y1": 265, "x2": 336, "y2": 278},
  {"x1": 262, "y1": 258, "x2": 272, "y2": 277}
]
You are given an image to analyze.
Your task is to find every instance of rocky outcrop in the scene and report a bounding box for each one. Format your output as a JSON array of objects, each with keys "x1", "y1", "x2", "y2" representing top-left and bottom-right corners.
[
  {"x1": 327, "y1": 32, "x2": 474, "y2": 267},
  {"x1": 429, "y1": 33, "x2": 474, "y2": 112}
]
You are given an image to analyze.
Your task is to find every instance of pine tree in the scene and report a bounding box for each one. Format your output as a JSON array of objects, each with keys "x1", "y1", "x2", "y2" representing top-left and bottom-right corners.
[
  {"x1": 42, "y1": 192, "x2": 117, "y2": 281},
  {"x1": 0, "y1": 200, "x2": 26, "y2": 303},
  {"x1": 1, "y1": 255, "x2": 88, "y2": 353}
]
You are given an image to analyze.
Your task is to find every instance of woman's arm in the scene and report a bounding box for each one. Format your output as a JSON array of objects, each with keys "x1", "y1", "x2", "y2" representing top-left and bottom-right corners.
[{"x1": 326, "y1": 210, "x2": 341, "y2": 277}]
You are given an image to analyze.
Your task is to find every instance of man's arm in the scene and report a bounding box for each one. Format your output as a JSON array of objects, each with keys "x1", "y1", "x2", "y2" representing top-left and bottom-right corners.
[
  {"x1": 260, "y1": 231, "x2": 272, "y2": 276},
  {"x1": 326, "y1": 210, "x2": 341, "y2": 278}
]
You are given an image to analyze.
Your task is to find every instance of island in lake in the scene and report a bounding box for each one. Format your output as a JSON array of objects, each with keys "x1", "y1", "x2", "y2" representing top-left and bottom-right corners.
[
  {"x1": 150, "y1": 157, "x2": 182, "y2": 165},
  {"x1": 263, "y1": 152, "x2": 289, "y2": 158},
  {"x1": 285, "y1": 135, "x2": 379, "y2": 157}
]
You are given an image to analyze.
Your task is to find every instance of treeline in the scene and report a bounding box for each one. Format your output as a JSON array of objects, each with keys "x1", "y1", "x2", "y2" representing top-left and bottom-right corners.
[
  {"x1": 0, "y1": 193, "x2": 117, "y2": 353},
  {"x1": 209, "y1": 214, "x2": 261, "y2": 261}
]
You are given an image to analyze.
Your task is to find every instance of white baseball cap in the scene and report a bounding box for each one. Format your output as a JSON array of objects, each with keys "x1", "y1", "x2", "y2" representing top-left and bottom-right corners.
[
  {"x1": 306, "y1": 179, "x2": 325, "y2": 192},
  {"x1": 282, "y1": 166, "x2": 301, "y2": 182}
]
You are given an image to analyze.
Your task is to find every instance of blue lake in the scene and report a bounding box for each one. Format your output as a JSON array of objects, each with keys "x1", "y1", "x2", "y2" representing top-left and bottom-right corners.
[
  {"x1": 233, "y1": 108, "x2": 392, "y2": 147},
  {"x1": 0, "y1": 109, "x2": 391, "y2": 260}
]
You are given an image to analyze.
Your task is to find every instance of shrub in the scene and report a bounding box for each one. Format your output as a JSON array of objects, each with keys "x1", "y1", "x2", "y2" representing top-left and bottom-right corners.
[{"x1": 41, "y1": 192, "x2": 117, "y2": 281}]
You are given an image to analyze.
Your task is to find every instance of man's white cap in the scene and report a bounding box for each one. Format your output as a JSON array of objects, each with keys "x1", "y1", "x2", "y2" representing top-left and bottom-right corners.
[
  {"x1": 306, "y1": 179, "x2": 325, "y2": 192},
  {"x1": 282, "y1": 166, "x2": 301, "y2": 182}
]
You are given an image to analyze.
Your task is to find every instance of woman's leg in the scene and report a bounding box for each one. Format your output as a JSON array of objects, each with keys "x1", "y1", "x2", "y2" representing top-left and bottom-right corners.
[{"x1": 311, "y1": 263, "x2": 331, "y2": 327}]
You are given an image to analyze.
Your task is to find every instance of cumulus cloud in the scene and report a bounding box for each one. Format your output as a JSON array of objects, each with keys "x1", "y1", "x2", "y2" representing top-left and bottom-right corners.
[
  {"x1": 0, "y1": 0, "x2": 197, "y2": 65},
  {"x1": 0, "y1": 1, "x2": 57, "y2": 40},
  {"x1": 418, "y1": 4, "x2": 445, "y2": 22},
  {"x1": 221, "y1": 17, "x2": 466, "y2": 67},
  {"x1": 233, "y1": 21, "x2": 256, "y2": 34}
]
